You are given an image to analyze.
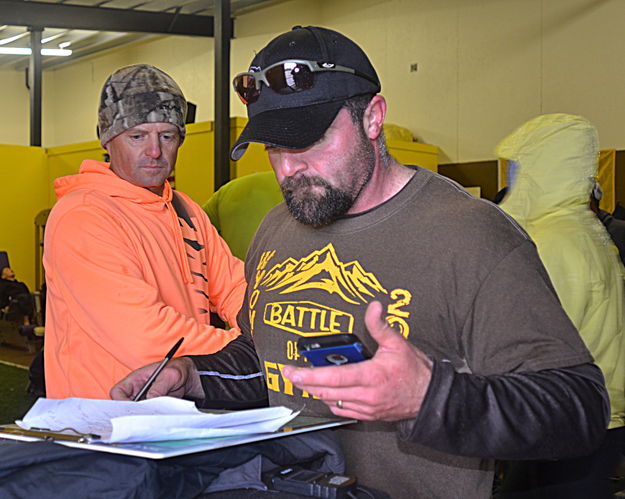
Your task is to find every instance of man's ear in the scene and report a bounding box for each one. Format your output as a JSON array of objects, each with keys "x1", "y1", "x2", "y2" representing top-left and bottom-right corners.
[{"x1": 363, "y1": 95, "x2": 387, "y2": 141}]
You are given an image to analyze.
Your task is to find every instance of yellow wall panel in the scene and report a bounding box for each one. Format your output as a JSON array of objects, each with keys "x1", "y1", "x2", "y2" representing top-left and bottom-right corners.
[
  {"x1": 598, "y1": 149, "x2": 615, "y2": 214},
  {"x1": 46, "y1": 140, "x2": 106, "y2": 206},
  {"x1": 174, "y1": 121, "x2": 215, "y2": 205},
  {"x1": 0, "y1": 145, "x2": 48, "y2": 289},
  {"x1": 386, "y1": 140, "x2": 438, "y2": 172}
]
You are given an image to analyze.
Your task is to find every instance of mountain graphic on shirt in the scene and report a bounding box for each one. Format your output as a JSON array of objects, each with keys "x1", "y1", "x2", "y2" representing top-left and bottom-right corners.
[{"x1": 259, "y1": 243, "x2": 387, "y2": 305}]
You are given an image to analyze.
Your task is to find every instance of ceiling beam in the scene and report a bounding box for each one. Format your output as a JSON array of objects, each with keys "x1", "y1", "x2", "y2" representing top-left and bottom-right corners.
[{"x1": 0, "y1": 0, "x2": 229, "y2": 37}]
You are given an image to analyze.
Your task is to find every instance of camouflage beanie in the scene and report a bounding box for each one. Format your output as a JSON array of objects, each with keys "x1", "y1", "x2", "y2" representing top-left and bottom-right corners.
[{"x1": 98, "y1": 64, "x2": 187, "y2": 146}]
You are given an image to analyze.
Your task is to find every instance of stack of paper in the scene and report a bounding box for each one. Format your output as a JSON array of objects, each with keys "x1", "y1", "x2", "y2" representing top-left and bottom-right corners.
[{"x1": 17, "y1": 397, "x2": 298, "y2": 443}]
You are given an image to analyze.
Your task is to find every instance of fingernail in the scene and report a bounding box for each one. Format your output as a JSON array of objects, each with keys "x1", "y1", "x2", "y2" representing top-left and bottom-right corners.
[{"x1": 283, "y1": 367, "x2": 301, "y2": 384}]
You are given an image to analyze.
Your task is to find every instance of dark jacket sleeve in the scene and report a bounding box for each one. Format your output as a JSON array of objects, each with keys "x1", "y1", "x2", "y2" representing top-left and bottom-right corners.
[
  {"x1": 188, "y1": 334, "x2": 268, "y2": 410},
  {"x1": 397, "y1": 361, "x2": 609, "y2": 460}
]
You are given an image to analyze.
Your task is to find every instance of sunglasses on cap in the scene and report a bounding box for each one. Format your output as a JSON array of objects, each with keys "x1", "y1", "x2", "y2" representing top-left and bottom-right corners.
[{"x1": 233, "y1": 59, "x2": 378, "y2": 105}]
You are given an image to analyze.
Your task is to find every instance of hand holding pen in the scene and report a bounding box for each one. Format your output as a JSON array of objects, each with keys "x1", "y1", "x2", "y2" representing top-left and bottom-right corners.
[{"x1": 133, "y1": 337, "x2": 184, "y2": 401}]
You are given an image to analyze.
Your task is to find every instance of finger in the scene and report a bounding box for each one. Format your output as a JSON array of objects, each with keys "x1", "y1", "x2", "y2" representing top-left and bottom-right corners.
[
  {"x1": 364, "y1": 300, "x2": 407, "y2": 350},
  {"x1": 324, "y1": 399, "x2": 378, "y2": 421},
  {"x1": 283, "y1": 362, "x2": 366, "y2": 389},
  {"x1": 109, "y1": 382, "x2": 133, "y2": 400},
  {"x1": 110, "y1": 364, "x2": 157, "y2": 400},
  {"x1": 145, "y1": 365, "x2": 186, "y2": 399},
  {"x1": 306, "y1": 386, "x2": 381, "y2": 411},
  {"x1": 110, "y1": 376, "x2": 143, "y2": 400}
]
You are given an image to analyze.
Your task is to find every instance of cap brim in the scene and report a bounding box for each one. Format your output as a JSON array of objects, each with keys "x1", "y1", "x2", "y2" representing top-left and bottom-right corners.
[{"x1": 230, "y1": 100, "x2": 344, "y2": 161}]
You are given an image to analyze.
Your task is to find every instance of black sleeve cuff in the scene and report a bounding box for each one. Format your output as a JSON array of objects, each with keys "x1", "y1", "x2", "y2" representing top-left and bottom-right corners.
[
  {"x1": 188, "y1": 335, "x2": 269, "y2": 410},
  {"x1": 398, "y1": 361, "x2": 608, "y2": 460}
]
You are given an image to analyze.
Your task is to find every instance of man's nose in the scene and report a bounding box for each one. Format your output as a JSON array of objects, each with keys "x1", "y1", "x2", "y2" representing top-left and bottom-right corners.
[
  {"x1": 271, "y1": 150, "x2": 307, "y2": 178},
  {"x1": 144, "y1": 135, "x2": 162, "y2": 158}
]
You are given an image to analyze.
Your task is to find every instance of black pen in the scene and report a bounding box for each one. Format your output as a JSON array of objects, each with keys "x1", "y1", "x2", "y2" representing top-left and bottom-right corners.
[{"x1": 133, "y1": 337, "x2": 184, "y2": 402}]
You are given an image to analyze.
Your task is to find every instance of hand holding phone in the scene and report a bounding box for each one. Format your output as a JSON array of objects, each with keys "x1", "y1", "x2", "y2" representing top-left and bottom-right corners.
[
  {"x1": 297, "y1": 333, "x2": 372, "y2": 367},
  {"x1": 284, "y1": 301, "x2": 433, "y2": 423}
]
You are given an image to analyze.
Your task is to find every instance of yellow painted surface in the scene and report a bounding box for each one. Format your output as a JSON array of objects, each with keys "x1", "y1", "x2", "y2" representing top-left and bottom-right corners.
[
  {"x1": 175, "y1": 121, "x2": 215, "y2": 205},
  {"x1": 0, "y1": 70, "x2": 29, "y2": 146},
  {"x1": 0, "y1": 145, "x2": 48, "y2": 290},
  {"x1": 46, "y1": 140, "x2": 106, "y2": 206},
  {"x1": 230, "y1": 117, "x2": 271, "y2": 178},
  {"x1": 598, "y1": 149, "x2": 616, "y2": 214},
  {"x1": 387, "y1": 139, "x2": 439, "y2": 172}
]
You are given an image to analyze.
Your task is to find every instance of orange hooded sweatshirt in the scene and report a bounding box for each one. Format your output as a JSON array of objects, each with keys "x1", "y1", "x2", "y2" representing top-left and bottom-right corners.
[{"x1": 44, "y1": 160, "x2": 246, "y2": 399}]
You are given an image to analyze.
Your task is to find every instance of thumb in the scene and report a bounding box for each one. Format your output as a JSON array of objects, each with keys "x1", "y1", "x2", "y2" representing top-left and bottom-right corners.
[{"x1": 365, "y1": 300, "x2": 405, "y2": 350}]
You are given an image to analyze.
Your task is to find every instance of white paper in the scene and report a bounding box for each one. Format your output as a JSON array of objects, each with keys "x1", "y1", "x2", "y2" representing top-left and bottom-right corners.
[{"x1": 17, "y1": 397, "x2": 298, "y2": 443}]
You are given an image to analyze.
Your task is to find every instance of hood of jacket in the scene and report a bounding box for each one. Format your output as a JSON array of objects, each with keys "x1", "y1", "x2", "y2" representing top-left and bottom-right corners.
[{"x1": 495, "y1": 113, "x2": 598, "y2": 225}]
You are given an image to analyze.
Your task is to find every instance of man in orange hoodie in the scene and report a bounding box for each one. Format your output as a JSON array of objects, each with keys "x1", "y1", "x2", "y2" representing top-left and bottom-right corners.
[{"x1": 43, "y1": 65, "x2": 258, "y2": 401}]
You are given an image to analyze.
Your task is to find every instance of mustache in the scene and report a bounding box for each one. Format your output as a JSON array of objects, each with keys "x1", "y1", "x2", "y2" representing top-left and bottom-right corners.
[
  {"x1": 281, "y1": 175, "x2": 331, "y2": 193},
  {"x1": 137, "y1": 159, "x2": 169, "y2": 167}
]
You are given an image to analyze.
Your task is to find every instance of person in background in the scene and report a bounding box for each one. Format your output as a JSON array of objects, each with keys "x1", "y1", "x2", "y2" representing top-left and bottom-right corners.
[
  {"x1": 496, "y1": 113, "x2": 625, "y2": 498},
  {"x1": 590, "y1": 182, "x2": 625, "y2": 267},
  {"x1": 202, "y1": 171, "x2": 283, "y2": 260},
  {"x1": 43, "y1": 64, "x2": 252, "y2": 401},
  {"x1": 112, "y1": 27, "x2": 609, "y2": 498},
  {"x1": 0, "y1": 267, "x2": 32, "y2": 323}
]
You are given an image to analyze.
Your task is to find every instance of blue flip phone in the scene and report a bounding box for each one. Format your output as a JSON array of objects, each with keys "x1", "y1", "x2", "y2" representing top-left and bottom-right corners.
[{"x1": 297, "y1": 334, "x2": 372, "y2": 367}]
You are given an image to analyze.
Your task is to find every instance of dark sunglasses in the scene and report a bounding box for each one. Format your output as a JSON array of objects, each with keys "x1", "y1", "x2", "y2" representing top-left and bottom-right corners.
[{"x1": 233, "y1": 59, "x2": 378, "y2": 105}]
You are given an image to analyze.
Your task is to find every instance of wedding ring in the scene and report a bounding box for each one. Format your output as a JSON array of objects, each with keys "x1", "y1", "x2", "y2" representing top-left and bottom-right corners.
[{"x1": 336, "y1": 400, "x2": 343, "y2": 409}]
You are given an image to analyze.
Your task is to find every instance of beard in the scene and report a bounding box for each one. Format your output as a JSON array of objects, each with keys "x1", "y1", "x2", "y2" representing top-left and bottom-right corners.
[
  {"x1": 281, "y1": 175, "x2": 354, "y2": 227},
  {"x1": 280, "y1": 130, "x2": 376, "y2": 227}
]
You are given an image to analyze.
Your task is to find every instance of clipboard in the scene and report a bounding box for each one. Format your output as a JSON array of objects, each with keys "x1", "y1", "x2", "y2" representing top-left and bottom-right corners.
[{"x1": 0, "y1": 415, "x2": 355, "y2": 459}]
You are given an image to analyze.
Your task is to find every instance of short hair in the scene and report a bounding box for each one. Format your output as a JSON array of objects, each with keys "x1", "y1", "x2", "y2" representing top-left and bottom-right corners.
[{"x1": 343, "y1": 94, "x2": 391, "y2": 164}]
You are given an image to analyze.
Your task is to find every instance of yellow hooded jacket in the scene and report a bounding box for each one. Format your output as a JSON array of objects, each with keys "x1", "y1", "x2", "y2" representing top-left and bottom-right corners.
[{"x1": 497, "y1": 114, "x2": 625, "y2": 429}]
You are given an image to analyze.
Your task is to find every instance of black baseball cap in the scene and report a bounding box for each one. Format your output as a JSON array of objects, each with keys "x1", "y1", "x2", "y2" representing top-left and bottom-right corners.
[{"x1": 230, "y1": 26, "x2": 381, "y2": 161}]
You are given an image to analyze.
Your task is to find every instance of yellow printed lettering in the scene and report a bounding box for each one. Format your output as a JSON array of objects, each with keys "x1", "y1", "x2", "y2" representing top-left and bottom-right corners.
[
  {"x1": 263, "y1": 302, "x2": 354, "y2": 335},
  {"x1": 319, "y1": 310, "x2": 329, "y2": 331},
  {"x1": 263, "y1": 360, "x2": 315, "y2": 398},
  {"x1": 297, "y1": 308, "x2": 307, "y2": 328},
  {"x1": 388, "y1": 289, "x2": 412, "y2": 318},
  {"x1": 259, "y1": 250, "x2": 275, "y2": 270},
  {"x1": 282, "y1": 305, "x2": 296, "y2": 327},
  {"x1": 329, "y1": 311, "x2": 341, "y2": 332},
  {"x1": 249, "y1": 289, "x2": 260, "y2": 310},
  {"x1": 386, "y1": 315, "x2": 410, "y2": 339},
  {"x1": 249, "y1": 309, "x2": 256, "y2": 336},
  {"x1": 308, "y1": 309, "x2": 319, "y2": 329},
  {"x1": 265, "y1": 362, "x2": 280, "y2": 392},
  {"x1": 277, "y1": 363, "x2": 294, "y2": 395},
  {"x1": 286, "y1": 340, "x2": 301, "y2": 361},
  {"x1": 268, "y1": 303, "x2": 283, "y2": 323}
]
